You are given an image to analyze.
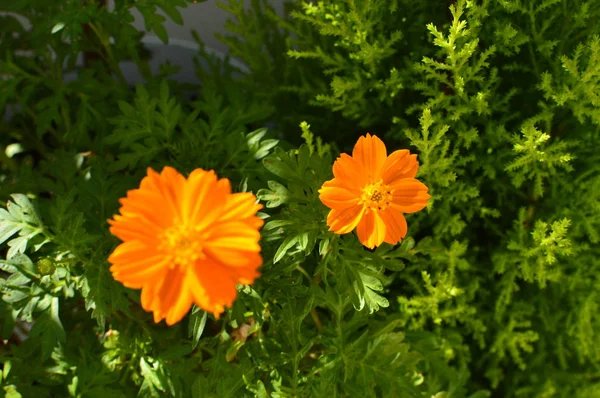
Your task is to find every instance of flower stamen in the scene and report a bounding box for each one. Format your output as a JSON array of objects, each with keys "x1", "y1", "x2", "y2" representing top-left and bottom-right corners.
[
  {"x1": 160, "y1": 224, "x2": 205, "y2": 268},
  {"x1": 360, "y1": 180, "x2": 392, "y2": 212}
]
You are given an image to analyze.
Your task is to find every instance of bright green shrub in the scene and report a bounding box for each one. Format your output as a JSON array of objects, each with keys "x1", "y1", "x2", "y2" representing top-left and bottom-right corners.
[{"x1": 0, "y1": 0, "x2": 599, "y2": 397}]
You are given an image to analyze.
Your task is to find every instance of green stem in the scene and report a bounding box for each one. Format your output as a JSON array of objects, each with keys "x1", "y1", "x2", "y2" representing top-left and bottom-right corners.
[
  {"x1": 295, "y1": 264, "x2": 312, "y2": 281},
  {"x1": 88, "y1": 22, "x2": 127, "y2": 85},
  {"x1": 527, "y1": 5, "x2": 541, "y2": 77},
  {"x1": 310, "y1": 308, "x2": 324, "y2": 333},
  {"x1": 296, "y1": 265, "x2": 325, "y2": 333}
]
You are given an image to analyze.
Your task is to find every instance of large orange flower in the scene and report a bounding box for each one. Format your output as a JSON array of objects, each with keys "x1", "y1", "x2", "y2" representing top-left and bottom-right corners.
[
  {"x1": 319, "y1": 134, "x2": 430, "y2": 249},
  {"x1": 108, "y1": 167, "x2": 263, "y2": 325}
]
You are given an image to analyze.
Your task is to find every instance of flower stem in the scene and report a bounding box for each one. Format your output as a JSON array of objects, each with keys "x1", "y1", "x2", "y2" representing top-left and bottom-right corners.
[{"x1": 296, "y1": 264, "x2": 324, "y2": 333}]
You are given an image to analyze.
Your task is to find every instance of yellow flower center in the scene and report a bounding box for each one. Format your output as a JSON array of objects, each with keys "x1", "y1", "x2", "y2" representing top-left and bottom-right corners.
[
  {"x1": 160, "y1": 224, "x2": 205, "y2": 268},
  {"x1": 361, "y1": 180, "x2": 392, "y2": 212}
]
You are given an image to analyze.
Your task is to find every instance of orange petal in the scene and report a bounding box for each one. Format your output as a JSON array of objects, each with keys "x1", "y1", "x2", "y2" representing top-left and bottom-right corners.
[
  {"x1": 181, "y1": 169, "x2": 216, "y2": 221},
  {"x1": 381, "y1": 150, "x2": 419, "y2": 184},
  {"x1": 244, "y1": 216, "x2": 266, "y2": 230},
  {"x1": 189, "y1": 259, "x2": 238, "y2": 317},
  {"x1": 204, "y1": 221, "x2": 262, "y2": 267},
  {"x1": 204, "y1": 248, "x2": 263, "y2": 270},
  {"x1": 319, "y1": 185, "x2": 360, "y2": 210},
  {"x1": 219, "y1": 192, "x2": 264, "y2": 224},
  {"x1": 356, "y1": 211, "x2": 387, "y2": 249},
  {"x1": 108, "y1": 215, "x2": 161, "y2": 244},
  {"x1": 141, "y1": 280, "x2": 175, "y2": 324},
  {"x1": 379, "y1": 209, "x2": 408, "y2": 245},
  {"x1": 389, "y1": 178, "x2": 430, "y2": 213},
  {"x1": 110, "y1": 254, "x2": 169, "y2": 289},
  {"x1": 139, "y1": 272, "x2": 170, "y2": 321},
  {"x1": 152, "y1": 166, "x2": 186, "y2": 221},
  {"x1": 145, "y1": 268, "x2": 193, "y2": 325},
  {"x1": 326, "y1": 205, "x2": 365, "y2": 234},
  {"x1": 108, "y1": 240, "x2": 154, "y2": 264},
  {"x1": 141, "y1": 282, "x2": 160, "y2": 317},
  {"x1": 186, "y1": 172, "x2": 230, "y2": 231},
  {"x1": 119, "y1": 189, "x2": 173, "y2": 228},
  {"x1": 228, "y1": 256, "x2": 261, "y2": 284},
  {"x1": 165, "y1": 281, "x2": 193, "y2": 326},
  {"x1": 332, "y1": 153, "x2": 367, "y2": 191},
  {"x1": 205, "y1": 221, "x2": 261, "y2": 251},
  {"x1": 160, "y1": 166, "x2": 186, "y2": 204},
  {"x1": 352, "y1": 134, "x2": 387, "y2": 181}
]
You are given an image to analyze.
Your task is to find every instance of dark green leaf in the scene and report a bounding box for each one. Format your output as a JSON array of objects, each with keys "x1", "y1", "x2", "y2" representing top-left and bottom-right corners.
[
  {"x1": 256, "y1": 180, "x2": 292, "y2": 208},
  {"x1": 188, "y1": 306, "x2": 208, "y2": 349}
]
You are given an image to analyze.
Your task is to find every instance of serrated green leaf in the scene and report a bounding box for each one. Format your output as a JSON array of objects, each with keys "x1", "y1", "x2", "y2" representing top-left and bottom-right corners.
[
  {"x1": 6, "y1": 272, "x2": 29, "y2": 287},
  {"x1": 246, "y1": 128, "x2": 267, "y2": 147},
  {"x1": 254, "y1": 139, "x2": 279, "y2": 160},
  {"x1": 28, "y1": 297, "x2": 66, "y2": 360},
  {"x1": 262, "y1": 148, "x2": 298, "y2": 180},
  {"x1": 351, "y1": 269, "x2": 389, "y2": 314},
  {"x1": 0, "y1": 224, "x2": 21, "y2": 245},
  {"x1": 0, "y1": 209, "x2": 17, "y2": 223},
  {"x1": 263, "y1": 219, "x2": 295, "y2": 231},
  {"x1": 8, "y1": 195, "x2": 32, "y2": 215},
  {"x1": 318, "y1": 238, "x2": 330, "y2": 255},
  {"x1": 274, "y1": 235, "x2": 301, "y2": 263},
  {"x1": 19, "y1": 296, "x2": 40, "y2": 322},
  {"x1": 2, "y1": 251, "x2": 36, "y2": 279},
  {"x1": 0, "y1": 195, "x2": 45, "y2": 259},
  {"x1": 246, "y1": 128, "x2": 279, "y2": 160},
  {"x1": 1, "y1": 289, "x2": 28, "y2": 304},
  {"x1": 117, "y1": 100, "x2": 136, "y2": 118},
  {"x1": 140, "y1": 358, "x2": 167, "y2": 393},
  {"x1": 364, "y1": 287, "x2": 390, "y2": 312},
  {"x1": 256, "y1": 180, "x2": 292, "y2": 208},
  {"x1": 297, "y1": 231, "x2": 309, "y2": 252},
  {"x1": 6, "y1": 201, "x2": 22, "y2": 221},
  {"x1": 400, "y1": 236, "x2": 415, "y2": 252},
  {"x1": 189, "y1": 306, "x2": 208, "y2": 350},
  {"x1": 6, "y1": 236, "x2": 29, "y2": 259},
  {"x1": 304, "y1": 230, "x2": 318, "y2": 255}
]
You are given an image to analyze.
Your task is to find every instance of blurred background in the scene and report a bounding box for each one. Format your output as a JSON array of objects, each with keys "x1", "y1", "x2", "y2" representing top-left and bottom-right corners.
[{"x1": 112, "y1": 0, "x2": 286, "y2": 54}]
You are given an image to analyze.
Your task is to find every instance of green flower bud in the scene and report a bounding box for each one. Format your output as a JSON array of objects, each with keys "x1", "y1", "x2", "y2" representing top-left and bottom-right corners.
[{"x1": 37, "y1": 258, "x2": 55, "y2": 275}]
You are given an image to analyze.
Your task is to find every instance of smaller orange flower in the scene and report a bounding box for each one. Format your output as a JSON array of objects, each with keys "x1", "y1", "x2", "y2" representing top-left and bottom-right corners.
[
  {"x1": 319, "y1": 134, "x2": 430, "y2": 249},
  {"x1": 108, "y1": 167, "x2": 264, "y2": 325}
]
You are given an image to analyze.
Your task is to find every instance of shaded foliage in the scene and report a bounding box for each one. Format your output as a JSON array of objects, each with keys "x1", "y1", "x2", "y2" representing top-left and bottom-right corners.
[{"x1": 0, "y1": 0, "x2": 599, "y2": 397}]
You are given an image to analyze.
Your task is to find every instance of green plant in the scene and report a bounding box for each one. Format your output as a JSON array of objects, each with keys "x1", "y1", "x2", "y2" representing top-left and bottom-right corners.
[{"x1": 1, "y1": 0, "x2": 599, "y2": 397}]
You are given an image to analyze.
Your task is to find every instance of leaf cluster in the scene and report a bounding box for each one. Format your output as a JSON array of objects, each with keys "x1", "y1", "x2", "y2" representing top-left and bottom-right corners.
[{"x1": 1, "y1": 0, "x2": 600, "y2": 397}]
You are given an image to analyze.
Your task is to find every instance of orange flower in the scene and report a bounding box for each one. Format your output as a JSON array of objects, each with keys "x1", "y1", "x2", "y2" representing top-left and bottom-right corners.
[
  {"x1": 319, "y1": 134, "x2": 430, "y2": 249},
  {"x1": 108, "y1": 167, "x2": 263, "y2": 325}
]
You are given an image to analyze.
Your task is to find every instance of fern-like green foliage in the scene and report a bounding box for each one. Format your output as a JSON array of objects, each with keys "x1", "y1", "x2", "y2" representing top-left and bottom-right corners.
[
  {"x1": 505, "y1": 122, "x2": 573, "y2": 197},
  {"x1": 540, "y1": 35, "x2": 600, "y2": 125},
  {"x1": 289, "y1": 0, "x2": 403, "y2": 125},
  {"x1": 0, "y1": 195, "x2": 49, "y2": 259},
  {"x1": 1, "y1": 0, "x2": 600, "y2": 397}
]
